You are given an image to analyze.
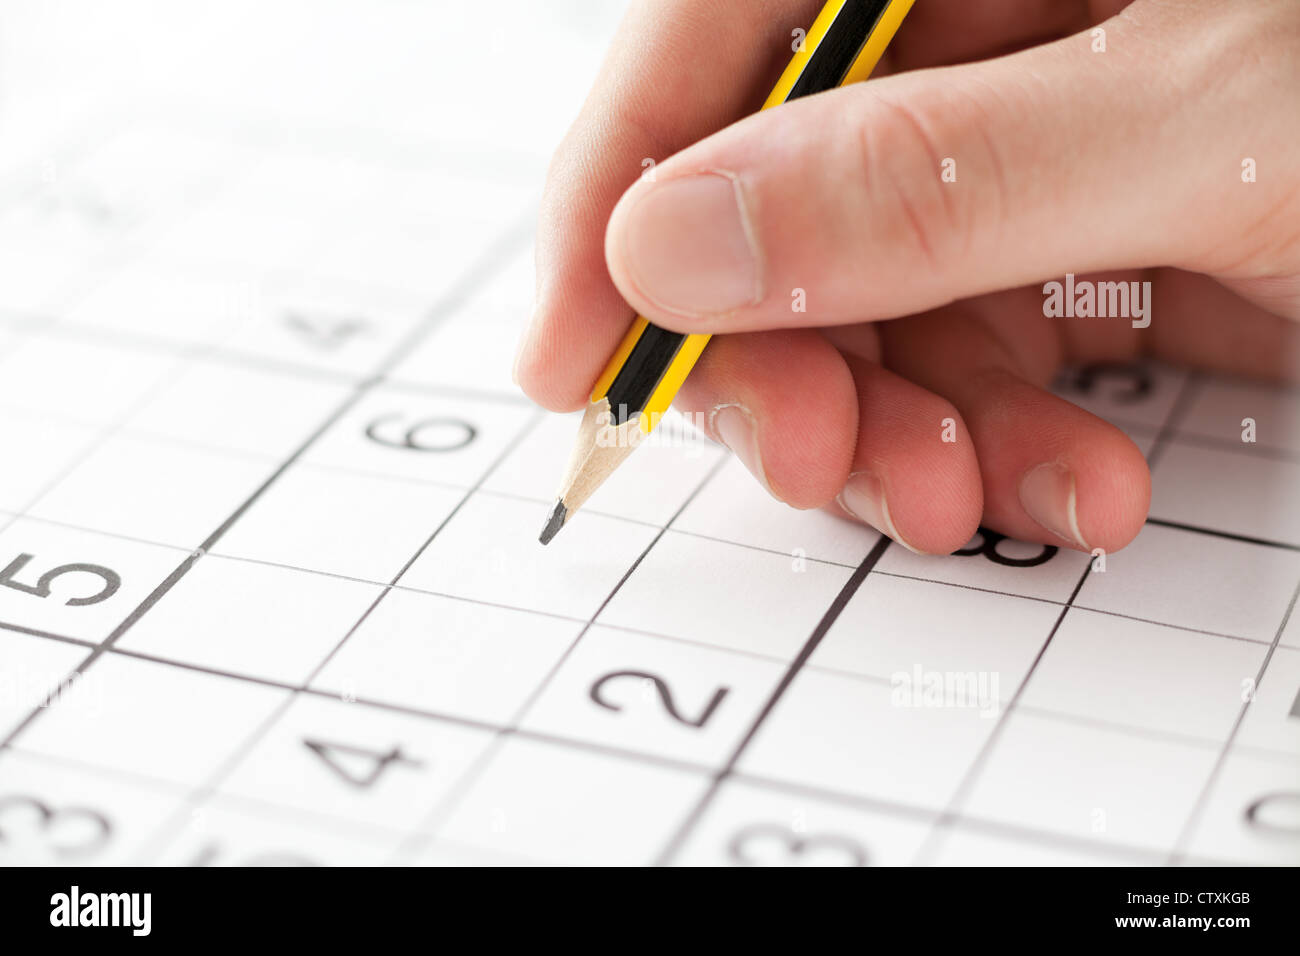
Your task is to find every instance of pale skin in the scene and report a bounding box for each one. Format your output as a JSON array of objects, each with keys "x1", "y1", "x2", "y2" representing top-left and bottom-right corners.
[{"x1": 514, "y1": 0, "x2": 1300, "y2": 555}]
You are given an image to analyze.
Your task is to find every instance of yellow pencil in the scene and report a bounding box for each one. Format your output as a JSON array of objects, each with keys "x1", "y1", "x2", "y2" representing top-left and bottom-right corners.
[{"x1": 541, "y1": 0, "x2": 916, "y2": 544}]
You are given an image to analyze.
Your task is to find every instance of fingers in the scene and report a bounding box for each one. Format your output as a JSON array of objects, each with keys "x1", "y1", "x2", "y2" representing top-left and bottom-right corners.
[
  {"x1": 515, "y1": 0, "x2": 821, "y2": 411},
  {"x1": 1044, "y1": 267, "x2": 1300, "y2": 383},
  {"x1": 880, "y1": 298, "x2": 1151, "y2": 553},
  {"x1": 673, "y1": 329, "x2": 857, "y2": 510},
  {"x1": 888, "y1": 0, "x2": 1091, "y2": 71},
  {"x1": 1156, "y1": 270, "x2": 1300, "y2": 379},
  {"x1": 674, "y1": 325, "x2": 983, "y2": 552},
  {"x1": 833, "y1": 356, "x2": 983, "y2": 554},
  {"x1": 602, "y1": 2, "x2": 1246, "y2": 335}
]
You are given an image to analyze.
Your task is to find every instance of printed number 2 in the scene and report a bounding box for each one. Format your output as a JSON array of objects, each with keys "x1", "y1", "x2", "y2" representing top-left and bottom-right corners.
[
  {"x1": 0, "y1": 554, "x2": 121, "y2": 606},
  {"x1": 590, "y1": 671, "x2": 729, "y2": 729}
]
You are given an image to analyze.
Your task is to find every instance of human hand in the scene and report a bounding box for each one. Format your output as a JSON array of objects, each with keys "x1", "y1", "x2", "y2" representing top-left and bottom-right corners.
[{"x1": 514, "y1": 0, "x2": 1300, "y2": 554}]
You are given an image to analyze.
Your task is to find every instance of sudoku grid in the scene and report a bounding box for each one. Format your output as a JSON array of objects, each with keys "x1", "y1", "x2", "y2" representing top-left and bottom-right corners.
[{"x1": 1, "y1": 11, "x2": 1299, "y2": 867}]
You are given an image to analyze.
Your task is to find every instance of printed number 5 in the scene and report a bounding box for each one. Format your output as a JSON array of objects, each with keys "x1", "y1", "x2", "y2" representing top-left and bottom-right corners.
[{"x1": 0, "y1": 554, "x2": 121, "y2": 606}]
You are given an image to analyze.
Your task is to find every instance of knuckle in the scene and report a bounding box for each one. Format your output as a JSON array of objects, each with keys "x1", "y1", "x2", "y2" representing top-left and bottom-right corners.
[{"x1": 849, "y1": 80, "x2": 1006, "y2": 274}]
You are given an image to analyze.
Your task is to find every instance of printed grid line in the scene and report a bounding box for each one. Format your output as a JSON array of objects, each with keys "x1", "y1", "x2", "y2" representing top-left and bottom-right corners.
[
  {"x1": 0, "y1": 121, "x2": 1296, "y2": 866},
  {"x1": 4, "y1": 477, "x2": 1293, "y2": 656},
  {"x1": 911, "y1": 562, "x2": 1094, "y2": 865},
  {"x1": 386, "y1": 452, "x2": 731, "y2": 865},
  {"x1": 129, "y1": 404, "x2": 545, "y2": 862},
  {"x1": 8, "y1": 552, "x2": 1293, "y2": 848},
  {"x1": 2, "y1": 359, "x2": 1295, "y2": 864},
  {"x1": 0, "y1": 129, "x2": 538, "y2": 748},
  {"x1": 2, "y1": 531, "x2": 1290, "y2": 862},
  {"x1": 654, "y1": 534, "x2": 894, "y2": 865},
  {"x1": 1168, "y1": 577, "x2": 1300, "y2": 865},
  {"x1": 3, "y1": 356, "x2": 1296, "y2": 863},
  {"x1": 2, "y1": 125, "x2": 269, "y2": 333}
]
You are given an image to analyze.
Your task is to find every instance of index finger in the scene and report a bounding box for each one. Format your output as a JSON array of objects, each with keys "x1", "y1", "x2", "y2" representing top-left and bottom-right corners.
[{"x1": 514, "y1": 0, "x2": 822, "y2": 411}]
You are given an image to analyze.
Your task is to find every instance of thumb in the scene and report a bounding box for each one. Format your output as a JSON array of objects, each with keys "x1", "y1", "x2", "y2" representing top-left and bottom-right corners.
[{"x1": 603, "y1": 5, "x2": 1234, "y2": 333}]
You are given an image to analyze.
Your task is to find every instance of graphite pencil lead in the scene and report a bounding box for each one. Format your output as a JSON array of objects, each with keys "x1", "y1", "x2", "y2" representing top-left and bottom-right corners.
[
  {"x1": 539, "y1": 500, "x2": 568, "y2": 545},
  {"x1": 538, "y1": 398, "x2": 644, "y2": 546}
]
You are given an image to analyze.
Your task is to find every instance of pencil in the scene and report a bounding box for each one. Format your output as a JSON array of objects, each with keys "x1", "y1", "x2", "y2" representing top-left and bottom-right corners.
[{"x1": 540, "y1": 0, "x2": 916, "y2": 545}]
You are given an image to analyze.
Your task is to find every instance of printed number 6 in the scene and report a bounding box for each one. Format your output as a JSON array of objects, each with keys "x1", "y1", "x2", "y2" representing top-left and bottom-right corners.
[
  {"x1": 364, "y1": 415, "x2": 477, "y2": 452},
  {"x1": 0, "y1": 554, "x2": 121, "y2": 606}
]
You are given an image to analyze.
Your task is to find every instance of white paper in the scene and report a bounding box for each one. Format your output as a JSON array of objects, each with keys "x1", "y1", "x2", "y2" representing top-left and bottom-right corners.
[{"x1": 0, "y1": 0, "x2": 1295, "y2": 867}]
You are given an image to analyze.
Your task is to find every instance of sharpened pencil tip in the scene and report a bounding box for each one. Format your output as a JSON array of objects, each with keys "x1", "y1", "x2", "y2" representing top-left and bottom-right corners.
[{"x1": 539, "y1": 500, "x2": 568, "y2": 545}]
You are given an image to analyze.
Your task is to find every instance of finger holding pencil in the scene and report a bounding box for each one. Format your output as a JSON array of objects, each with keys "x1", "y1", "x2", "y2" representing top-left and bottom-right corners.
[{"x1": 535, "y1": 0, "x2": 917, "y2": 544}]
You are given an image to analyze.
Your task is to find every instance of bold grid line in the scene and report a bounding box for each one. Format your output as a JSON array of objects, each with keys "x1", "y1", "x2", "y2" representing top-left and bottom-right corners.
[
  {"x1": 0, "y1": 137, "x2": 536, "y2": 761},
  {"x1": 4, "y1": 350, "x2": 1296, "y2": 865},
  {"x1": 12, "y1": 589, "x2": 1292, "y2": 788},
  {"x1": 5, "y1": 395, "x2": 1298, "y2": 865},
  {"x1": 8, "y1": 734, "x2": 1179, "y2": 866},
  {"x1": 654, "y1": 534, "x2": 893, "y2": 866},
  {"x1": 3, "y1": 512, "x2": 1294, "y2": 862},
  {"x1": 129, "y1": 406, "x2": 546, "y2": 862},
  {"x1": 1, "y1": 120, "x2": 1297, "y2": 866},
  {"x1": 1145, "y1": 370, "x2": 1201, "y2": 470},
  {"x1": 905, "y1": 370, "x2": 1202, "y2": 866},
  {"x1": 386, "y1": 453, "x2": 732, "y2": 865},
  {"x1": 4, "y1": 494, "x2": 1288, "y2": 655},
  {"x1": 0, "y1": 121, "x2": 347, "y2": 541},
  {"x1": 908, "y1": 550, "x2": 1094, "y2": 865},
  {"x1": 1144, "y1": 517, "x2": 1300, "y2": 553}
]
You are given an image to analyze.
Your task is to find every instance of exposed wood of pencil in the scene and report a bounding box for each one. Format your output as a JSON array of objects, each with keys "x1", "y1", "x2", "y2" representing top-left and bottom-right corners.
[{"x1": 539, "y1": 398, "x2": 643, "y2": 544}]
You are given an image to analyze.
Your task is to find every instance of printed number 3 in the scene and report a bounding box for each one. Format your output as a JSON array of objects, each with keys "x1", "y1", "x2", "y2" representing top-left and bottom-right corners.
[
  {"x1": 0, "y1": 554, "x2": 121, "y2": 606},
  {"x1": 0, "y1": 795, "x2": 112, "y2": 859},
  {"x1": 727, "y1": 824, "x2": 868, "y2": 867}
]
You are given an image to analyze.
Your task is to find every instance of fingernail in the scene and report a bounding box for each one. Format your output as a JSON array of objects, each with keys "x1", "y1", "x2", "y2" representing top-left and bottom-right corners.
[
  {"x1": 710, "y1": 403, "x2": 775, "y2": 498},
  {"x1": 837, "y1": 471, "x2": 922, "y2": 554},
  {"x1": 620, "y1": 172, "x2": 762, "y2": 316},
  {"x1": 1018, "y1": 462, "x2": 1088, "y2": 549}
]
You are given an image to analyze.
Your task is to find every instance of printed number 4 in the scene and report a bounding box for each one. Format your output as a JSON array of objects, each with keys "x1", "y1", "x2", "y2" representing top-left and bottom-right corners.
[
  {"x1": 303, "y1": 738, "x2": 422, "y2": 788},
  {"x1": 0, "y1": 554, "x2": 121, "y2": 606}
]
